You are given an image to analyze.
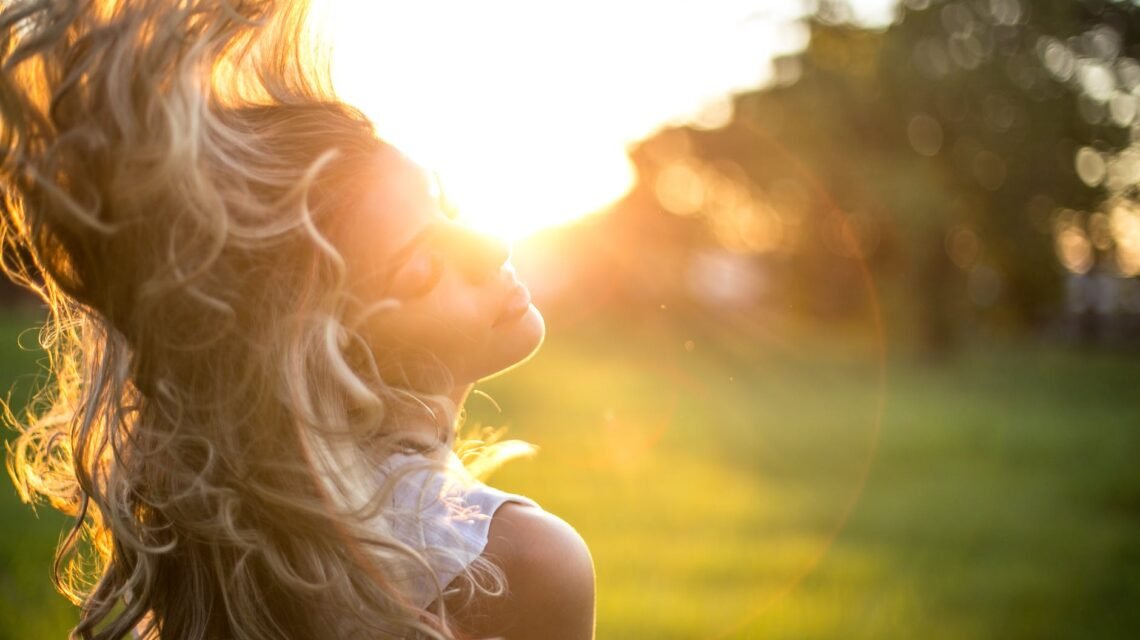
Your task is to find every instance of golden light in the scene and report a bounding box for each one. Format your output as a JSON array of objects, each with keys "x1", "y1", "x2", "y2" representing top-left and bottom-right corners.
[
  {"x1": 322, "y1": 1, "x2": 816, "y2": 240},
  {"x1": 1110, "y1": 202, "x2": 1140, "y2": 276},
  {"x1": 945, "y1": 225, "x2": 981, "y2": 270},
  {"x1": 435, "y1": 142, "x2": 636, "y2": 241},
  {"x1": 655, "y1": 161, "x2": 707, "y2": 217},
  {"x1": 1054, "y1": 212, "x2": 1094, "y2": 275}
]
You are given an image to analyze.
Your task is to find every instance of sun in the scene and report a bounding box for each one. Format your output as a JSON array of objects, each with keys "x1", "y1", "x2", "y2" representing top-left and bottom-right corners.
[
  {"x1": 323, "y1": 2, "x2": 637, "y2": 241},
  {"x1": 321, "y1": 0, "x2": 813, "y2": 241},
  {"x1": 431, "y1": 141, "x2": 636, "y2": 241}
]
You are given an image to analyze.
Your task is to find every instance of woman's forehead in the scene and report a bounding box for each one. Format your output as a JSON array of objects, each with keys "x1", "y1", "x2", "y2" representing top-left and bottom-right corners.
[
  {"x1": 353, "y1": 149, "x2": 440, "y2": 253},
  {"x1": 371, "y1": 148, "x2": 438, "y2": 201}
]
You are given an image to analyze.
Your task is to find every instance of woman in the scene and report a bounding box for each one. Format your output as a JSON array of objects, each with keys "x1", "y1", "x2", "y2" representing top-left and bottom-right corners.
[{"x1": 0, "y1": 1, "x2": 594, "y2": 638}]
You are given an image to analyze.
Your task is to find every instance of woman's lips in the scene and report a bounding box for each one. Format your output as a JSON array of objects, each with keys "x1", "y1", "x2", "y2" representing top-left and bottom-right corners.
[{"x1": 494, "y1": 282, "x2": 532, "y2": 326}]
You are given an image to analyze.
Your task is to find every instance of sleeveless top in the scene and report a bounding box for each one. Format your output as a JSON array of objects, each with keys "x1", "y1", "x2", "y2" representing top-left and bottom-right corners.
[
  {"x1": 381, "y1": 451, "x2": 538, "y2": 607},
  {"x1": 129, "y1": 452, "x2": 532, "y2": 639}
]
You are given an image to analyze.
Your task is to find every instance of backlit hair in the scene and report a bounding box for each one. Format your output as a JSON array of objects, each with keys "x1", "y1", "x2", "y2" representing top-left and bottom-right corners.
[{"x1": 0, "y1": 1, "x2": 503, "y2": 637}]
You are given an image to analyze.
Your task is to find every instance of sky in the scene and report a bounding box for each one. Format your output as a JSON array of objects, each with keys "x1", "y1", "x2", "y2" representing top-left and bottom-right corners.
[{"x1": 327, "y1": 0, "x2": 900, "y2": 238}]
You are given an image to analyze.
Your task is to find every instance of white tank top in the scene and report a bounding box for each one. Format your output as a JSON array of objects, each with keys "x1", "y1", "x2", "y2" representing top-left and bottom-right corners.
[
  {"x1": 130, "y1": 452, "x2": 532, "y2": 639},
  {"x1": 382, "y1": 452, "x2": 538, "y2": 607}
]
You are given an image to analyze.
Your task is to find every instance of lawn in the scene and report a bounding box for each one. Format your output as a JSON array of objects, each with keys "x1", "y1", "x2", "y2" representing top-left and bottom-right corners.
[{"x1": 1, "y1": 308, "x2": 1138, "y2": 639}]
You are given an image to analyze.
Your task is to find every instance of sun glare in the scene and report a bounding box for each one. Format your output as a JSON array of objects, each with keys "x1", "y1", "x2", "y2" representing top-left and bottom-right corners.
[{"x1": 324, "y1": 0, "x2": 817, "y2": 240}]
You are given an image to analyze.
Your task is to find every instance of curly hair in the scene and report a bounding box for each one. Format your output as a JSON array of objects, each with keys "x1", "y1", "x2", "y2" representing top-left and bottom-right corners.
[{"x1": 0, "y1": 1, "x2": 505, "y2": 637}]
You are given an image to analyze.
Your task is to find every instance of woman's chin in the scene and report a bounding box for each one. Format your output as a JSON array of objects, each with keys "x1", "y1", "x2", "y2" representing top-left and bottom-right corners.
[
  {"x1": 517, "y1": 304, "x2": 546, "y2": 357},
  {"x1": 480, "y1": 305, "x2": 546, "y2": 381}
]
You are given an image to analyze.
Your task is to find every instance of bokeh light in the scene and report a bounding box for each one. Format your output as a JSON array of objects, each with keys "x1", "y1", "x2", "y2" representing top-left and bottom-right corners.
[
  {"x1": 907, "y1": 112, "x2": 943, "y2": 156},
  {"x1": 1111, "y1": 201, "x2": 1140, "y2": 276},
  {"x1": 945, "y1": 225, "x2": 981, "y2": 270},
  {"x1": 1076, "y1": 146, "x2": 1107, "y2": 187},
  {"x1": 654, "y1": 161, "x2": 707, "y2": 217},
  {"x1": 1055, "y1": 210, "x2": 1095, "y2": 275}
]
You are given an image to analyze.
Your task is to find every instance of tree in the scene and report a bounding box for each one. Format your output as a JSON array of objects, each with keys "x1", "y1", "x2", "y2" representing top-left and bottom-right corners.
[{"x1": 615, "y1": 0, "x2": 1140, "y2": 352}]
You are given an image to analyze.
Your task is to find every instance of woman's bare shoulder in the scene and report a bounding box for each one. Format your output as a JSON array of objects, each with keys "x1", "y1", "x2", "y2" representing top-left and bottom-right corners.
[{"x1": 452, "y1": 502, "x2": 595, "y2": 640}]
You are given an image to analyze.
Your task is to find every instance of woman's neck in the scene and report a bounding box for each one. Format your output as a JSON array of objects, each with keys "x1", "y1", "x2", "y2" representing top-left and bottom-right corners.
[{"x1": 449, "y1": 383, "x2": 473, "y2": 409}]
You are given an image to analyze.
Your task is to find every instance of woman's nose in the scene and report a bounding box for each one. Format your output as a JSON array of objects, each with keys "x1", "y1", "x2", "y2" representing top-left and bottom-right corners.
[{"x1": 451, "y1": 224, "x2": 511, "y2": 282}]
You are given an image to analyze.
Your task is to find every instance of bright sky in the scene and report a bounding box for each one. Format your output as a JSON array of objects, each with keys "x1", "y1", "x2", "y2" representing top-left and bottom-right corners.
[{"x1": 326, "y1": 0, "x2": 899, "y2": 239}]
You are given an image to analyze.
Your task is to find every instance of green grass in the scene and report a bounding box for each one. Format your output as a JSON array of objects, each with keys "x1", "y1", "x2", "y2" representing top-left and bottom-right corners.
[
  {"x1": 0, "y1": 310, "x2": 78, "y2": 639},
  {"x1": 2, "y1": 310, "x2": 1138, "y2": 638}
]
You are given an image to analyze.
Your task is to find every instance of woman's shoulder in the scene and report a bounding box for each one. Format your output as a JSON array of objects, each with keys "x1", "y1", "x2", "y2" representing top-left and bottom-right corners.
[
  {"x1": 383, "y1": 451, "x2": 595, "y2": 637},
  {"x1": 452, "y1": 501, "x2": 595, "y2": 639}
]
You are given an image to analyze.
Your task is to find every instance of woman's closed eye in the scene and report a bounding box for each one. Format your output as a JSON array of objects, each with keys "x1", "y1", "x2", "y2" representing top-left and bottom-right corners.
[{"x1": 387, "y1": 251, "x2": 443, "y2": 299}]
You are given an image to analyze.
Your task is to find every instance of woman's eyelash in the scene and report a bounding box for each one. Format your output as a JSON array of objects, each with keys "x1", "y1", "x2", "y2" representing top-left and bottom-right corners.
[
  {"x1": 397, "y1": 252, "x2": 443, "y2": 297},
  {"x1": 420, "y1": 255, "x2": 444, "y2": 291}
]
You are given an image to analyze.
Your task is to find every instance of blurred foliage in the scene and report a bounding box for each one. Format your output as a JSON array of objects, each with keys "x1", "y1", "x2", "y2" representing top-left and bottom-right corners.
[{"x1": 551, "y1": 0, "x2": 1140, "y2": 357}]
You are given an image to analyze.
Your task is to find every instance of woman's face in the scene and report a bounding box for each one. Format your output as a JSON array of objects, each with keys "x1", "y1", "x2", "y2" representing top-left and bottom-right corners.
[{"x1": 334, "y1": 148, "x2": 545, "y2": 392}]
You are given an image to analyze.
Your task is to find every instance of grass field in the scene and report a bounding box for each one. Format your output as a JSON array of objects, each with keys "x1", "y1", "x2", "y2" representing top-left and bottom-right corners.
[{"x1": 1, "y1": 308, "x2": 1138, "y2": 639}]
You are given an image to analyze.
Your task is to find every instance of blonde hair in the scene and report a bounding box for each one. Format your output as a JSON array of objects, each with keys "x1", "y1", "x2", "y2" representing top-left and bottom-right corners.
[{"x1": 0, "y1": 1, "x2": 502, "y2": 637}]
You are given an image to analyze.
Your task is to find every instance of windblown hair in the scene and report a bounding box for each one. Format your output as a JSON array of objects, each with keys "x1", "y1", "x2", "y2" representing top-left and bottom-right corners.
[{"x1": 0, "y1": 1, "x2": 504, "y2": 638}]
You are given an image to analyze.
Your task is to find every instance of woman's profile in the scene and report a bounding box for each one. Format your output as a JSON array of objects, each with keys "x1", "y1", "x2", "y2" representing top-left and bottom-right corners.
[{"x1": 0, "y1": 1, "x2": 594, "y2": 638}]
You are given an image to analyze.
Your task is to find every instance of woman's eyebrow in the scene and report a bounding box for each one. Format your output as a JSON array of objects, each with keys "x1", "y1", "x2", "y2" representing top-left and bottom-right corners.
[{"x1": 385, "y1": 224, "x2": 435, "y2": 268}]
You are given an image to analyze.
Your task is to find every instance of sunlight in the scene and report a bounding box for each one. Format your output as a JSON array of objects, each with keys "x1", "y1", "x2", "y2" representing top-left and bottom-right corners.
[
  {"x1": 325, "y1": 0, "x2": 815, "y2": 240},
  {"x1": 434, "y1": 137, "x2": 637, "y2": 241}
]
